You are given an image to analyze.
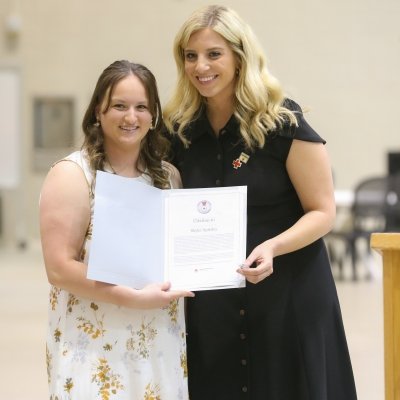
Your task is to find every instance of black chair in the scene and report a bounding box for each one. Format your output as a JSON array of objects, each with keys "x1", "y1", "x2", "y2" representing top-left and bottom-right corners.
[
  {"x1": 326, "y1": 175, "x2": 399, "y2": 281},
  {"x1": 385, "y1": 172, "x2": 400, "y2": 232}
]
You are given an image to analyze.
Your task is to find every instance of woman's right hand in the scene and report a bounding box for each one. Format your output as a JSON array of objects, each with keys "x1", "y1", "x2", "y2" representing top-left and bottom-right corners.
[{"x1": 132, "y1": 282, "x2": 195, "y2": 309}]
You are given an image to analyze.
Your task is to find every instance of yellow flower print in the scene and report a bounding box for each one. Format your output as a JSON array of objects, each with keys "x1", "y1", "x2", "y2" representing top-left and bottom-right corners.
[
  {"x1": 77, "y1": 316, "x2": 105, "y2": 339},
  {"x1": 46, "y1": 345, "x2": 52, "y2": 384},
  {"x1": 92, "y1": 358, "x2": 124, "y2": 400},
  {"x1": 166, "y1": 299, "x2": 179, "y2": 323},
  {"x1": 79, "y1": 221, "x2": 93, "y2": 260},
  {"x1": 181, "y1": 351, "x2": 188, "y2": 378},
  {"x1": 77, "y1": 302, "x2": 106, "y2": 339},
  {"x1": 86, "y1": 222, "x2": 93, "y2": 240},
  {"x1": 53, "y1": 328, "x2": 62, "y2": 342},
  {"x1": 80, "y1": 247, "x2": 86, "y2": 261},
  {"x1": 103, "y1": 343, "x2": 113, "y2": 351},
  {"x1": 49, "y1": 286, "x2": 61, "y2": 310},
  {"x1": 126, "y1": 318, "x2": 157, "y2": 359},
  {"x1": 126, "y1": 337, "x2": 136, "y2": 352},
  {"x1": 67, "y1": 293, "x2": 80, "y2": 313},
  {"x1": 64, "y1": 377, "x2": 73, "y2": 393},
  {"x1": 137, "y1": 319, "x2": 157, "y2": 359},
  {"x1": 144, "y1": 382, "x2": 161, "y2": 400}
]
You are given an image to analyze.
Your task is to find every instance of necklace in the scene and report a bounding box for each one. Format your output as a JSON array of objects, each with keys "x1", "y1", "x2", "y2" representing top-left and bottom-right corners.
[
  {"x1": 106, "y1": 158, "x2": 142, "y2": 178},
  {"x1": 106, "y1": 159, "x2": 117, "y2": 175}
]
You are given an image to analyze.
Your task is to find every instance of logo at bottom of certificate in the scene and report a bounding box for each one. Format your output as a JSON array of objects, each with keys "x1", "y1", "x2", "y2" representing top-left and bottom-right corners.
[{"x1": 197, "y1": 200, "x2": 212, "y2": 214}]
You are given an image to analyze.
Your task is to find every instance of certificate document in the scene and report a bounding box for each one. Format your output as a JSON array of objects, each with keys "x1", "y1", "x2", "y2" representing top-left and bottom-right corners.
[{"x1": 87, "y1": 171, "x2": 247, "y2": 291}]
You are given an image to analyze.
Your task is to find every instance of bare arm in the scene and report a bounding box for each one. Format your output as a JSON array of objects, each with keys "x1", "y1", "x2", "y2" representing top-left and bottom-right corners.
[
  {"x1": 239, "y1": 140, "x2": 336, "y2": 283},
  {"x1": 40, "y1": 161, "x2": 193, "y2": 308}
]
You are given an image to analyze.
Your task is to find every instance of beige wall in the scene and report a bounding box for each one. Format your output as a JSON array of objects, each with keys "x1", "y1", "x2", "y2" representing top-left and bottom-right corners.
[{"x1": 0, "y1": 0, "x2": 399, "y2": 246}]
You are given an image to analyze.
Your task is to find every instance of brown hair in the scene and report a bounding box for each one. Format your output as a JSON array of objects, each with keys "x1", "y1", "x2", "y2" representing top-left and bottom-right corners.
[{"x1": 82, "y1": 60, "x2": 170, "y2": 188}]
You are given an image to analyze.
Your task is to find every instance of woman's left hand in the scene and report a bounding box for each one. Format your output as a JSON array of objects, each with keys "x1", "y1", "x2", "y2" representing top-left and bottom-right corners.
[{"x1": 236, "y1": 242, "x2": 274, "y2": 284}]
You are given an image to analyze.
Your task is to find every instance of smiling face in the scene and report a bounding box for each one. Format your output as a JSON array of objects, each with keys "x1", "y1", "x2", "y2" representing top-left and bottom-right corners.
[
  {"x1": 184, "y1": 28, "x2": 238, "y2": 104},
  {"x1": 98, "y1": 74, "x2": 152, "y2": 151}
]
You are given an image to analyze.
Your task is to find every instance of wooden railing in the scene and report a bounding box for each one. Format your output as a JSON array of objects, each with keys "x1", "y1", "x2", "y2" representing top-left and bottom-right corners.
[{"x1": 370, "y1": 233, "x2": 400, "y2": 400}]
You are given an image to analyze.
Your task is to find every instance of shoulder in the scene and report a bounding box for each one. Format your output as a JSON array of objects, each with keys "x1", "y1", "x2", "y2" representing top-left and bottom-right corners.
[
  {"x1": 52, "y1": 151, "x2": 85, "y2": 173},
  {"x1": 43, "y1": 151, "x2": 91, "y2": 197},
  {"x1": 277, "y1": 98, "x2": 326, "y2": 144},
  {"x1": 40, "y1": 157, "x2": 91, "y2": 212},
  {"x1": 282, "y1": 97, "x2": 302, "y2": 113},
  {"x1": 44, "y1": 158, "x2": 89, "y2": 191},
  {"x1": 52, "y1": 150, "x2": 94, "y2": 185}
]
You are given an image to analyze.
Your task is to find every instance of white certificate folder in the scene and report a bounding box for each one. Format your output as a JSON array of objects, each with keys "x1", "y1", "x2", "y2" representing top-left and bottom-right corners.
[{"x1": 87, "y1": 171, "x2": 247, "y2": 291}]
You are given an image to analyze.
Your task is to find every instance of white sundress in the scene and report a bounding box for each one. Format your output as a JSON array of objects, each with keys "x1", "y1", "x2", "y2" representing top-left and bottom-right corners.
[{"x1": 46, "y1": 151, "x2": 189, "y2": 400}]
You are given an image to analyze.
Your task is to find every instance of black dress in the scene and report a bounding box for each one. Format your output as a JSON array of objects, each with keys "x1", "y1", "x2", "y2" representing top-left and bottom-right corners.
[{"x1": 169, "y1": 99, "x2": 358, "y2": 400}]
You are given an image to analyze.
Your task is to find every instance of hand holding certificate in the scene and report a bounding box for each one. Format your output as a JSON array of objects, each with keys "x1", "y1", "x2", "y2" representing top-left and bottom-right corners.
[{"x1": 87, "y1": 171, "x2": 247, "y2": 291}]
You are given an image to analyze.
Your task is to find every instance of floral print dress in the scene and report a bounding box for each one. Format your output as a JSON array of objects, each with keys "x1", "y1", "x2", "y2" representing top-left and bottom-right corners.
[{"x1": 46, "y1": 151, "x2": 189, "y2": 400}]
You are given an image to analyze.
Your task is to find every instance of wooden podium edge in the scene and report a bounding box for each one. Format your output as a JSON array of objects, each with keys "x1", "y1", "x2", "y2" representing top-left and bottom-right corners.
[
  {"x1": 371, "y1": 233, "x2": 400, "y2": 252},
  {"x1": 370, "y1": 232, "x2": 400, "y2": 400}
]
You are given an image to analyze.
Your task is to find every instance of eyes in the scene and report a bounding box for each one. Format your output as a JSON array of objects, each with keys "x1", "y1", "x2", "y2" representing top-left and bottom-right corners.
[
  {"x1": 184, "y1": 50, "x2": 222, "y2": 62},
  {"x1": 111, "y1": 103, "x2": 149, "y2": 112}
]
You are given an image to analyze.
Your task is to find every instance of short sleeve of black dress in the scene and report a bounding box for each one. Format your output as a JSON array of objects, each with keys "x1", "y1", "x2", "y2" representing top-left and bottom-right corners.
[
  {"x1": 276, "y1": 98, "x2": 326, "y2": 148},
  {"x1": 245, "y1": 98, "x2": 327, "y2": 245}
]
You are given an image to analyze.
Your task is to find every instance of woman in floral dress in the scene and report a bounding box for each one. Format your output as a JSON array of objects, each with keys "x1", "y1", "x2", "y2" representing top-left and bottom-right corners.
[{"x1": 40, "y1": 60, "x2": 193, "y2": 400}]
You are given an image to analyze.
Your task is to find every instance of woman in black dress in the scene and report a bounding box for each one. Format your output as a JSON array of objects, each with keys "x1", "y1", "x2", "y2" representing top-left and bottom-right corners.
[{"x1": 163, "y1": 5, "x2": 358, "y2": 400}]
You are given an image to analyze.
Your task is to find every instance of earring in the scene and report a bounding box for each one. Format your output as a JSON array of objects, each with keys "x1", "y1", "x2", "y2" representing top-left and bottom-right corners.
[
  {"x1": 236, "y1": 68, "x2": 240, "y2": 76},
  {"x1": 94, "y1": 120, "x2": 100, "y2": 127}
]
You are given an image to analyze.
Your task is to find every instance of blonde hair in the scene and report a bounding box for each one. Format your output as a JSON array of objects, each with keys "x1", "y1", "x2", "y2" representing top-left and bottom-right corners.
[{"x1": 163, "y1": 4, "x2": 298, "y2": 150}]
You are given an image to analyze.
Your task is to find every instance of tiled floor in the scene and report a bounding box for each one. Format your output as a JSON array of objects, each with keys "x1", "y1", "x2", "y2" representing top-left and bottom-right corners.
[{"x1": 0, "y1": 241, "x2": 384, "y2": 400}]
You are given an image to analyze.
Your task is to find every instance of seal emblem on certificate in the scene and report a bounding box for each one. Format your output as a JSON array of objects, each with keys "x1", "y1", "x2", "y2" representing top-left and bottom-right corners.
[{"x1": 197, "y1": 200, "x2": 212, "y2": 214}]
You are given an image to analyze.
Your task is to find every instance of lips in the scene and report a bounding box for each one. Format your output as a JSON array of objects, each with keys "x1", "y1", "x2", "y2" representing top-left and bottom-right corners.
[
  {"x1": 120, "y1": 126, "x2": 138, "y2": 132},
  {"x1": 197, "y1": 75, "x2": 217, "y2": 83}
]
